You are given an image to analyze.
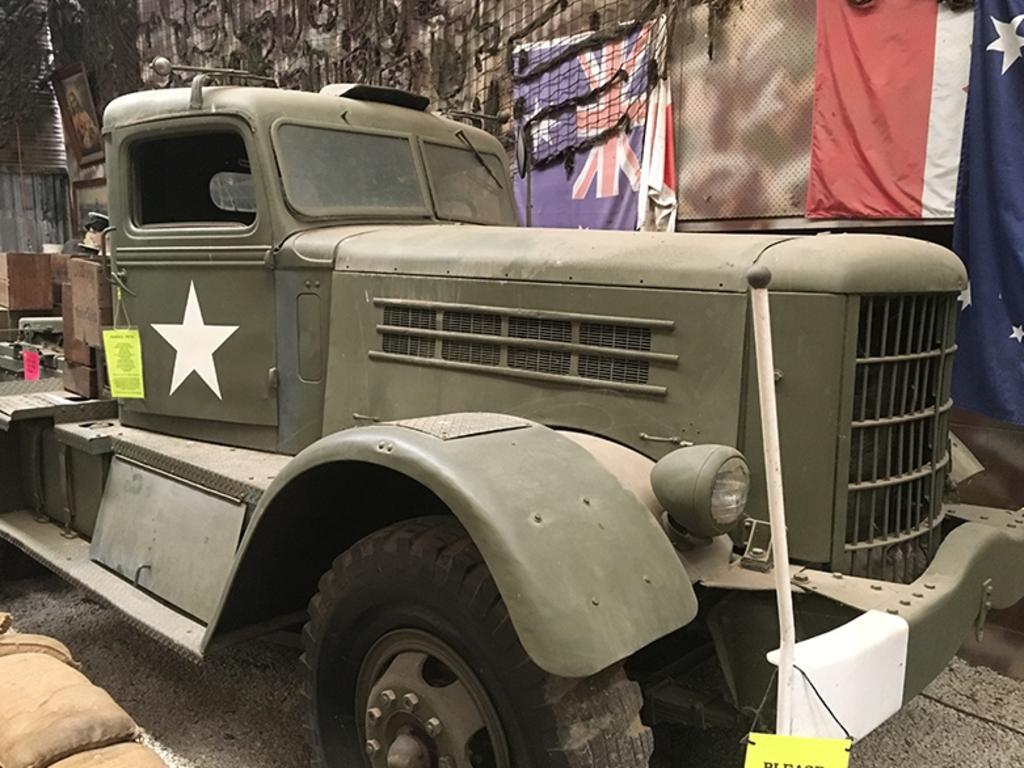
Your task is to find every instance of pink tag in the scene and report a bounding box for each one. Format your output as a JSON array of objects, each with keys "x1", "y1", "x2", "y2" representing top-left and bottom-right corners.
[{"x1": 22, "y1": 350, "x2": 40, "y2": 381}]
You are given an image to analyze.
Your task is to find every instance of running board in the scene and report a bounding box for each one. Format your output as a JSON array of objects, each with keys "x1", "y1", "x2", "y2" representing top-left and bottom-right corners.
[{"x1": 0, "y1": 509, "x2": 205, "y2": 659}]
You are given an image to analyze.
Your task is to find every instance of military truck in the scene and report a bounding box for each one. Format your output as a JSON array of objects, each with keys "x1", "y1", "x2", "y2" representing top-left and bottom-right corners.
[{"x1": 1, "y1": 67, "x2": 1023, "y2": 768}]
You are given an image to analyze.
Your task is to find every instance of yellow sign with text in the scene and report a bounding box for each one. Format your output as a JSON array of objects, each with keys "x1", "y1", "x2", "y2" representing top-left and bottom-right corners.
[
  {"x1": 744, "y1": 733, "x2": 851, "y2": 768},
  {"x1": 101, "y1": 328, "x2": 145, "y2": 399}
]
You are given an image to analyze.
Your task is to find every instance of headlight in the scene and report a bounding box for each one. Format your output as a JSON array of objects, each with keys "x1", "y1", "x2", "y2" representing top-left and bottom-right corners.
[{"x1": 650, "y1": 445, "x2": 750, "y2": 539}]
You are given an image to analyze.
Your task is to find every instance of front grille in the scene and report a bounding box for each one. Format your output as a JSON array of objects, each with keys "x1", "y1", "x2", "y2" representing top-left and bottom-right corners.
[{"x1": 845, "y1": 293, "x2": 958, "y2": 582}]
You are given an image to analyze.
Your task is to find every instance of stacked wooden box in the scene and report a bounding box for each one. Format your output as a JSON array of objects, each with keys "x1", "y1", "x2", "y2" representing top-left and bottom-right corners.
[
  {"x1": 0, "y1": 253, "x2": 53, "y2": 337},
  {"x1": 0, "y1": 252, "x2": 53, "y2": 313},
  {"x1": 64, "y1": 257, "x2": 112, "y2": 398}
]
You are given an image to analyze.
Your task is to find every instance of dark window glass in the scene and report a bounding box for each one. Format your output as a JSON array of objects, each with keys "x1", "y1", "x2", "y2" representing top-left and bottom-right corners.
[{"x1": 134, "y1": 132, "x2": 255, "y2": 227}]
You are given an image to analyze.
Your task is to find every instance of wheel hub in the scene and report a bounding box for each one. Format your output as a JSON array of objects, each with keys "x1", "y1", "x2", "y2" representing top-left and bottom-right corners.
[
  {"x1": 384, "y1": 732, "x2": 430, "y2": 768},
  {"x1": 359, "y1": 632, "x2": 508, "y2": 768}
]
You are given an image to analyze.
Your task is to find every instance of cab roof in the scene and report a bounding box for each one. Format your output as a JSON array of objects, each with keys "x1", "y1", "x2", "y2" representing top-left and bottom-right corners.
[{"x1": 102, "y1": 86, "x2": 499, "y2": 149}]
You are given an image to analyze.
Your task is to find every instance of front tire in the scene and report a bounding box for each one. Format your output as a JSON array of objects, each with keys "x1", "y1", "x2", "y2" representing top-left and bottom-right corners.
[{"x1": 301, "y1": 517, "x2": 653, "y2": 768}]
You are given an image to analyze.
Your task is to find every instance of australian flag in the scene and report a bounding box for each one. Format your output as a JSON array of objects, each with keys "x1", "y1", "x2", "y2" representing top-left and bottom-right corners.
[
  {"x1": 512, "y1": 24, "x2": 653, "y2": 230},
  {"x1": 952, "y1": 0, "x2": 1024, "y2": 425}
]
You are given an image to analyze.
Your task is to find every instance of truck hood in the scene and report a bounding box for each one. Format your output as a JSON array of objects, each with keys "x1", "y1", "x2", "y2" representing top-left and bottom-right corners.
[{"x1": 282, "y1": 224, "x2": 967, "y2": 295}]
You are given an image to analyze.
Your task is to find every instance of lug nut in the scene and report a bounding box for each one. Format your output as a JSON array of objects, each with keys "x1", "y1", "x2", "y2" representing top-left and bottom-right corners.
[
  {"x1": 366, "y1": 739, "x2": 381, "y2": 756},
  {"x1": 425, "y1": 717, "x2": 443, "y2": 738},
  {"x1": 402, "y1": 692, "x2": 419, "y2": 710},
  {"x1": 366, "y1": 707, "x2": 382, "y2": 725},
  {"x1": 380, "y1": 689, "x2": 397, "y2": 708}
]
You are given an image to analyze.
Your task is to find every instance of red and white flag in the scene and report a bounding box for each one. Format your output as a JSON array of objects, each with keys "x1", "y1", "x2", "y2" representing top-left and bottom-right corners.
[
  {"x1": 805, "y1": 0, "x2": 973, "y2": 219},
  {"x1": 637, "y1": 76, "x2": 677, "y2": 231}
]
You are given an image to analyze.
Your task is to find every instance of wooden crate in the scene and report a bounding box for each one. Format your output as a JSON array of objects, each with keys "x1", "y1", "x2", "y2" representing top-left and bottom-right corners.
[
  {"x1": 63, "y1": 362, "x2": 99, "y2": 398},
  {"x1": 68, "y1": 258, "x2": 112, "y2": 348},
  {"x1": 0, "y1": 252, "x2": 53, "y2": 311},
  {"x1": 61, "y1": 282, "x2": 94, "y2": 366},
  {"x1": 50, "y1": 253, "x2": 70, "y2": 309}
]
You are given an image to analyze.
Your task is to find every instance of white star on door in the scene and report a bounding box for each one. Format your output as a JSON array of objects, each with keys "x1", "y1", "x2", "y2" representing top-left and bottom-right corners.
[{"x1": 152, "y1": 281, "x2": 239, "y2": 399}]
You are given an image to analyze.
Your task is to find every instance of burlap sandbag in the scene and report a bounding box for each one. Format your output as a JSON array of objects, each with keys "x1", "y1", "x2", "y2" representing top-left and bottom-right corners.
[
  {"x1": 0, "y1": 653, "x2": 137, "y2": 768},
  {"x1": 50, "y1": 743, "x2": 166, "y2": 768},
  {"x1": 0, "y1": 634, "x2": 75, "y2": 665}
]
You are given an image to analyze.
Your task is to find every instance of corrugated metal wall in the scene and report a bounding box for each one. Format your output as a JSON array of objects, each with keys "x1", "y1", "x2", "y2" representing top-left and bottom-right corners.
[
  {"x1": 0, "y1": 91, "x2": 68, "y2": 175},
  {"x1": 0, "y1": 0, "x2": 69, "y2": 251},
  {"x1": 0, "y1": 172, "x2": 67, "y2": 252},
  {"x1": 0, "y1": 0, "x2": 67, "y2": 174}
]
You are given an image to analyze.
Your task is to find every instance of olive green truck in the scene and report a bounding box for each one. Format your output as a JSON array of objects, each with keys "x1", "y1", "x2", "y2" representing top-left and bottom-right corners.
[{"x1": 2, "y1": 73, "x2": 1023, "y2": 768}]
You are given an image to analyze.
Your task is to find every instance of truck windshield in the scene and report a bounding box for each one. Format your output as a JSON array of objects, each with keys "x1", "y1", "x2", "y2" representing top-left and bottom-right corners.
[
  {"x1": 422, "y1": 140, "x2": 517, "y2": 225},
  {"x1": 276, "y1": 124, "x2": 428, "y2": 217},
  {"x1": 275, "y1": 123, "x2": 515, "y2": 225}
]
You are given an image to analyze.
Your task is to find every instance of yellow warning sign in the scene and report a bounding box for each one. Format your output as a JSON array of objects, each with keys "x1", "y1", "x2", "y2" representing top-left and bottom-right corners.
[
  {"x1": 102, "y1": 328, "x2": 145, "y2": 400},
  {"x1": 744, "y1": 733, "x2": 852, "y2": 768}
]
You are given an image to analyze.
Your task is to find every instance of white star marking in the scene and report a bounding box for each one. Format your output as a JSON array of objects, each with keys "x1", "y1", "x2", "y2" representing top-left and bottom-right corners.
[
  {"x1": 987, "y1": 15, "x2": 1024, "y2": 75},
  {"x1": 958, "y1": 282, "x2": 972, "y2": 311},
  {"x1": 152, "y1": 281, "x2": 238, "y2": 399},
  {"x1": 1011, "y1": 325, "x2": 1024, "y2": 343}
]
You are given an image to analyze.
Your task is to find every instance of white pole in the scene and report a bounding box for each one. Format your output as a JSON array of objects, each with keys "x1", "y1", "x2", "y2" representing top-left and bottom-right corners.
[{"x1": 746, "y1": 266, "x2": 797, "y2": 736}]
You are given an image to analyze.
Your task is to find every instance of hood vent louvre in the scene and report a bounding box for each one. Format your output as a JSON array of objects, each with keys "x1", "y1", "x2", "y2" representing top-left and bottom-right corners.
[{"x1": 370, "y1": 299, "x2": 677, "y2": 396}]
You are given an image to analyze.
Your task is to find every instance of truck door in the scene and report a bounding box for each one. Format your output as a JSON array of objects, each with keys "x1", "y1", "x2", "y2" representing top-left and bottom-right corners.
[{"x1": 110, "y1": 118, "x2": 278, "y2": 450}]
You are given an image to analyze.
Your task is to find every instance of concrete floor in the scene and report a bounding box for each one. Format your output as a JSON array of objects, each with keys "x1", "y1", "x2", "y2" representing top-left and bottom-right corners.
[{"x1": 4, "y1": 574, "x2": 1024, "y2": 768}]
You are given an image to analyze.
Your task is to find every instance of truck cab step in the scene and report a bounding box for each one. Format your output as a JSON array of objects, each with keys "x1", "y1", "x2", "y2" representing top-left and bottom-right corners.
[
  {"x1": 54, "y1": 420, "x2": 290, "y2": 506},
  {"x1": 0, "y1": 510, "x2": 206, "y2": 657}
]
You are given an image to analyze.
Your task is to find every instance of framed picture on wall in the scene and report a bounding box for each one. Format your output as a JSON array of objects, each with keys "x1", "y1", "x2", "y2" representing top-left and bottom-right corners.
[
  {"x1": 52, "y1": 63, "x2": 104, "y2": 166},
  {"x1": 72, "y1": 178, "x2": 108, "y2": 233}
]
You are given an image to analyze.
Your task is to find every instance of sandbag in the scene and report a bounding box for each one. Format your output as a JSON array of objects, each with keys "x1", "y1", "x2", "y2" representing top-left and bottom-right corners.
[
  {"x1": 50, "y1": 743, "x2": 166, "y2": 768},
  {"x1": 0, "y1": 634, "x2": 75, "y2": 665},
  {"x1": 0, "y1": 653, "x2": 136, "y2": 768}
]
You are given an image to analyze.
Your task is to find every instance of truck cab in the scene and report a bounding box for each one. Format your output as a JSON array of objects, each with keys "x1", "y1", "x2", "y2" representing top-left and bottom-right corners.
[
  {"x1": 2, "y1": 77, "x2": 1023, "y2": 768},
  {"x1": 103, "y1": 84, "x2": 515, "y2": 454}
]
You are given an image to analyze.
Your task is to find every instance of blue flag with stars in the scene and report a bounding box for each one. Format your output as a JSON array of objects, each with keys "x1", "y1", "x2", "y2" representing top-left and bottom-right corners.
[{"x1": 952, "y1": 0, "x2": 1024, "y2": 426}]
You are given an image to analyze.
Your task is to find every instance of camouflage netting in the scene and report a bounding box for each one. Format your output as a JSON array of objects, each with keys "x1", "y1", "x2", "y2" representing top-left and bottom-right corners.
[
  {"x1": 0, "y1": 0, "x2": 51, "y2": 149},
  {"x1": 48, "y1": 0, "x2": 142, "y2": 113},
  {"x1": 136, "y1": 0, "x2": 691, "y2": 155}
]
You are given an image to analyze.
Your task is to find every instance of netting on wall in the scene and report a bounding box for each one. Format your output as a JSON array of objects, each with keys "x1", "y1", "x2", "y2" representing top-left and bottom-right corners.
[
  {"x1": 48, "y1": 0, "x2": 142, "y2": 116},
  {"x1": 503, "y1": 0, "x2": 672, "y2": 171},
  {"x1": 136, "y1": 0, "x2": 673, "y2": 154},
  {"x1": 0, "y1": 0, "x2": 52, "y2": 149},
  {"x1": 671, "y1": 0, "x2": 816, "y2": 221}
]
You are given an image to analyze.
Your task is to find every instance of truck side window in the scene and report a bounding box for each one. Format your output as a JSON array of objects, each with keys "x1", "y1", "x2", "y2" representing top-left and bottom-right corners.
[{"x1": 133, "y1": 131, "x2": 256, "y2": 227}]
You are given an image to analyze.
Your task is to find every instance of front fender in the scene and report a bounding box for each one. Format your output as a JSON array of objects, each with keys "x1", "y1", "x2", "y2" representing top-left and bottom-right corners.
[{"x1": 215, "y1": 414, "x2": 696, "y2": 678}]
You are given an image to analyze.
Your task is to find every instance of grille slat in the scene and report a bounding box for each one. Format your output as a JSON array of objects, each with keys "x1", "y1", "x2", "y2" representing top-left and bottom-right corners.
[{"x1": 846, "y1": 293, "x2": 957, "y2": 583}]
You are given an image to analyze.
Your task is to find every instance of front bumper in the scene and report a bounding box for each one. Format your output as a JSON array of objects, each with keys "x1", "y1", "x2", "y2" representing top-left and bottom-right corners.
[{"x1": 785, "y1": 503, "x2": 1024, "y2": 739}]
